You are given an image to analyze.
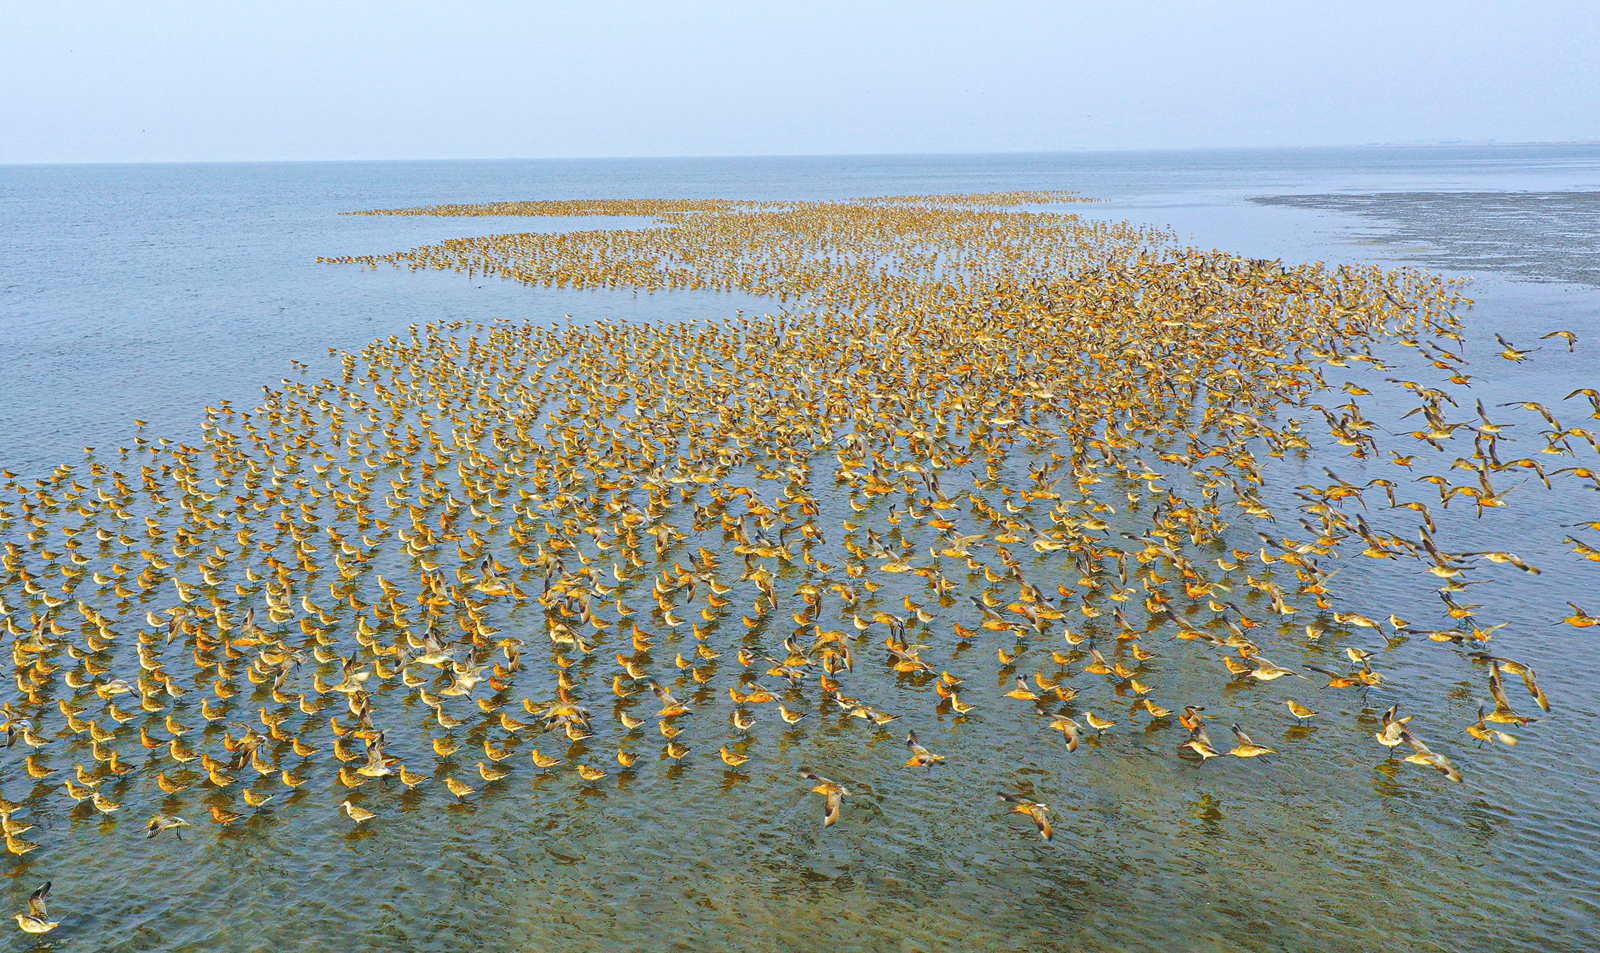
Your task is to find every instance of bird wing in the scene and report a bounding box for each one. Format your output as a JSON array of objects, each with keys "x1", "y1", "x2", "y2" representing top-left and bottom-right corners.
[
  {"x1": 27, "y1": 881, "x2": 49, "y2": 918},
  {"x1": 1031, "y1": 807, "x2": 1053, "y2": 841},
  {"x1": 823, "y1": 789, "x2": 843, "y2": 826},
  {"x1": 1488, "y1": 665, "x2": 1516, "y2": 711},
  {"x1": 1399, "y1": 726, "x2": 1431, "y2": 754},
  {"x1": 1517, "y1": 669, "x2": 1550, "y2": 711}
]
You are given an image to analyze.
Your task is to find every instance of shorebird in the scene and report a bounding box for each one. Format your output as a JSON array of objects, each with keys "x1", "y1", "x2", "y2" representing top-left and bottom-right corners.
[
  {"x1": 1182, "y1": 727, "x2": 1221, "y2": 760},
  {"x1": 13, "y1": 881, "x2": 57, "y2": 934},
  {"x1": 1047, "y1": 715, "x2": 1082, "y2": 752},
  {"x1": 1226, "y1": 725, "x2": 1276, "y2": 759},
  {"x1": 800, "y1": 769, "x2": 848, "y2": 827},
  {"x1": 1375, "y1": 705, "x2": 1413, "y2": 757},
  {"x1": 999, "y1": 792, "x2": 1052, "y2": 841},
  {"x1": 340, "y1": 799, "x2": 377, "y2": 825},
  {"x1": 1284, "y1": 700, "x2": 1317, "y2": 724},
  {"x1": 904, "y1": 730, "x2": 946, "y2": 766}
]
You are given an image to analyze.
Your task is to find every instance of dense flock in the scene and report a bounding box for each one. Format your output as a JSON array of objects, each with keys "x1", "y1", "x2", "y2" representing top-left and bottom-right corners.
[{"x1": 4, "y1": 191, "x2": 1588, "y2": 930}]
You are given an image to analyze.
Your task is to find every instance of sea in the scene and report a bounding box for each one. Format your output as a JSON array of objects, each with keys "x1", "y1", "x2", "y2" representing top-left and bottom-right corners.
[{"x1": 1, "y1": 146, "x2": 1598, "y2": 952}]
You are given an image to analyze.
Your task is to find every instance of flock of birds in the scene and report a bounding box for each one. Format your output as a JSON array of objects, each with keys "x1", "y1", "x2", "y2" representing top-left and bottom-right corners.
[{"x1": 3, "y1": 191, "x2": 1588, "y2": 930}]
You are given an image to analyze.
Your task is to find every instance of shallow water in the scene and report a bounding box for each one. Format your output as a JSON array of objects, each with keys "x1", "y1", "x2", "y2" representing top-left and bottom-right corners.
[
  {"x1": 2, "y1": 148, "x2": 1600, "y2": 952},
  {"x1": 1255, "y1": 190, "x2": 1600, "y2": 287}
]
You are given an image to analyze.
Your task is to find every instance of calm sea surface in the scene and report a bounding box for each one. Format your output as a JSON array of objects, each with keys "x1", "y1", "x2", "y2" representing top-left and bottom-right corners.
[{"x1": 1, "y1": 147, "x2": 1599, "y2": 952}]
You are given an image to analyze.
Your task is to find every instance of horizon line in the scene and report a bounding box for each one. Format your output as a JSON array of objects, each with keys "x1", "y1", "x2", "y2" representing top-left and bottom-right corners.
[{"x1": 6, "y1": 139, "x2": 1600, "y2": 169}]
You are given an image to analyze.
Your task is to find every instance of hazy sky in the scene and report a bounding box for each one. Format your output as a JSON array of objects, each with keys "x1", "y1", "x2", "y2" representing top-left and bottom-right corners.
[{"x1": 4, "y1": 1, "x2": 1596, "y2": 163}]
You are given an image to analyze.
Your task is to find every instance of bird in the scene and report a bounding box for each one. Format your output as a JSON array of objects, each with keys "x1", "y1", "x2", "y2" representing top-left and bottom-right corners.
[
  {"x1": 1400, "y1": 727, "x2": 1463, "y2": 783},
  {"x1": 339, "y1": 798, "x2": 376, "y2": 824},
  {"x1": 1485, "y1": 662, "x2": 1540, "y2": 725},
  {"x1": 1466, "y1": 706, "x2": 1518, "y2": 747},
  {"x1": 1005, "y1": 677, "x2": 1040, "y2": 701},
  {"x1": 1562, "y1": 603, "x2": 1600, "y2": 628},
  {"x1": 13, "y1": 881, "x2": 57, "y2": 934},
  {"x1": 651, "y1": 682, "x2": 691, "y2": 718},
  {"x1": 1284, "y1": 700, "x2": 1317, "y2": 724},
  {"x1": 904, "y1": 730, "x2": 946, "y2": 766},
  {"x1": 1047, "y1": 715, "x2": 1082, "y2": 752},
  {"x1": 800, "y1": 769, "x2": 848, "y2": 826},
  {"x1": 1182, "y1": 727, "x2": 1221, "y2": 760},
  {"x1": 999, "y1": 792, "x2": 1052, "y2": 841},
  {"x1": 1494, "y1": 334, "x2": 1539, "y2": 361},
  {"x1": 1375, "y1": 705, "x2": 1413, "y2": 756},
  {"x1": 1226, "y1": 724, "x2": 1276, "y2": 759},
  {"x1": 1542, "y1": 330, "x2": 1578, "y2": 352},
  {"x1": 144, "y1": 812, "x2": 191, "y2": 844}
]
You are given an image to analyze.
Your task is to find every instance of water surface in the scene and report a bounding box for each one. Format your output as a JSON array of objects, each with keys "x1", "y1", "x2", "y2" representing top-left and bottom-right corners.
[{"x1": 2, "y1": 147, "x2": 1599, "y2": 952}]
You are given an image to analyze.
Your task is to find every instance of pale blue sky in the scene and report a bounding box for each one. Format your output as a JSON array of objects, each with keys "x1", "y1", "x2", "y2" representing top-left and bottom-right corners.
[{"x1": 3, "y1": 1, "x2": 1596, "y2": 163}]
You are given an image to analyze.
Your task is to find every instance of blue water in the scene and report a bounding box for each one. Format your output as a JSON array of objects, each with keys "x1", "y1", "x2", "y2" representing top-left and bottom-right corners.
[{"x1": 4, "y1": 146, "x2": 1600, "y2": 953}]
